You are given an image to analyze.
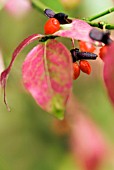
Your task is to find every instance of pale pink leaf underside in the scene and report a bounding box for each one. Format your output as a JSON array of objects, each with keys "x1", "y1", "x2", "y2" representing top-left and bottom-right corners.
[
  {"x1": 54, "y1": 19, "x2": 93, "y2": 42},
  {"x1": 103, "y1": 42, "x2": 114, "y2": 105},
  {"x1": 22, "y1": 40, "x2": 73, "y2": 119}
]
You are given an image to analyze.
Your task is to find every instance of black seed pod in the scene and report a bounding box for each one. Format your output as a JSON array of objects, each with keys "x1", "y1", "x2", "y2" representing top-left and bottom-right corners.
[
  {"x1": 54, "y1": 13, "x2": 72, "y2": 24},
  {"x1": 77, "y1": 52, "x2": 97, "y2": 60},
  {"x1": 89, "y1": 28, "x2": 113, "y2": 45},
  {"x1": 44, "y1": 9, "x2": 55, "y2": 18},
  {"x1": 39, "y1": 35, "x2": 58, "y2": 42},
  {"x1": 70, "y1": 48, "x2": 97, "y2": 62},
  {"x1": 44, "y1": 9, "x2": 72, "y2": 24},
  {"x1": 70, "y1": 48, "x2": 79, "y2": 62}
]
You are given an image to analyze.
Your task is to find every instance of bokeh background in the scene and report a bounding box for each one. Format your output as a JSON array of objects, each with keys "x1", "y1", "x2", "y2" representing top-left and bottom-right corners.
[{"x1": 0, "y1": 0, "x2": 114, "y2": 170}]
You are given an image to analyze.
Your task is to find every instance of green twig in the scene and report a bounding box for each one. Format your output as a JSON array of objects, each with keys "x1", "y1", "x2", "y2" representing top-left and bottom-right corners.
[
  {"x1": 32, "y1": 0, "x2": 48, "y2": 13},
  {"x1": 86, "y1": 21, "x2": 114, "y2": 30},
  {"x1": 86, "y1": 7, "x2": 114, "y2": 21}
]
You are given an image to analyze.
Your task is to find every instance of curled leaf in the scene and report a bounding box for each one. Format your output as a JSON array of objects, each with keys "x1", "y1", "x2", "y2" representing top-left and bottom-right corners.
[
  {"x1": 103, "y1": 42, "x2": 114, "y2": 105},
  {"x1": 0, "y1": 34, "x2": 43, "y2": 110},
  {"x1": 54, "y1": 19, "x2": 93, "y2": 42},
  {"x1": 22, "y1": 40, "x2": 72, "y2": 119}
]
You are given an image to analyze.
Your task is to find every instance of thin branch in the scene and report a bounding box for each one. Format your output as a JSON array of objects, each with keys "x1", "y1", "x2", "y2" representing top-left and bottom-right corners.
[
  {"x1": 86, "y1": 7, "x2": 114, "y2": 21},
  {"x1": 87, "y1": 21, "x2": 114, "y2": 30}
]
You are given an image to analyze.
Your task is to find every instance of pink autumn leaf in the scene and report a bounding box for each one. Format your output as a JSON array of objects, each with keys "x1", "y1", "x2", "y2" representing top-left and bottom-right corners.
[
  {"x1": 70, "y1": 114, "x2": 107, "y2": 170},
  {"x1": 103, "y1": 42, "x2": 114, "y2": 105},
  {"x1": 66, "y1": 95, "x2": 107, "y2": 170},
  {"x1": 22, "y1": 39, "x2": 73, "y2": 119},
  {"x1": 0, "y1": 34, "x2": 43, "y2": 110},
  {"x1": 54, "y1": 19, "x2": 93, "y2": 43}
]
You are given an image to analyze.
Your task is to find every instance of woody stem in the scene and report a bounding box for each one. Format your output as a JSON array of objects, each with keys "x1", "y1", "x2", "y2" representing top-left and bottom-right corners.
[
  {"x1": 86, "y1": 7, "x2": 114, "y2": 21},
  {"x1": 86, "y1": 21, "x2": 114, "y2": 30}
]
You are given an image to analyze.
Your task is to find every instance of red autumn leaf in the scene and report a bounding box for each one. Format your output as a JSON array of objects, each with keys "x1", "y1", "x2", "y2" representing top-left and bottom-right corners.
[
  {"x1": 70, "y1": 114, "x2": 107, "y2": 170},
  {"x1": 22, "y1": 39, "x2": 72, "y2": 119},
  {"x1": 103, "y1": 42, "x2": 114, "y2": 105},
  {"x1": 66, "y1": 95, "x2": 107, "y2": 170},
  {"x1": 0, "y1": 34, "x2": 43, "y2": 110},
  {"x1": 54, "y1": 19, "x2": 93, "y2": 42}
]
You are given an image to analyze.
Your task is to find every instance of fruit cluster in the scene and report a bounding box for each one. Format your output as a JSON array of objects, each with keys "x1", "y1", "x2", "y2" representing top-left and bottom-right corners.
[
  {"x1": 71, "y1": 28, "x2": 112, "y2": 80},
  {"x1": 44, "y1": 9, "x2": 113, "y2": 80},
  {"x1": 71, "y1": 42, "x2": 96, "y2": 80}
]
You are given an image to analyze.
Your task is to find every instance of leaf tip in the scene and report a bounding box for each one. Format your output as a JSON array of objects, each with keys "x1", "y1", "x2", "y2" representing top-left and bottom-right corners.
[
  {"x1": 0, "y1": 68, "x2": 11, "y2": 111},
  {"x1": 51, "y1": 94, "x2": 65, "y2": 120}
]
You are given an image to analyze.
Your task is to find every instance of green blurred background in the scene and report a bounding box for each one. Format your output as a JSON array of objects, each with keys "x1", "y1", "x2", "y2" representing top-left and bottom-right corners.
[{"x1": 0, "y1": 0, "x2": 114, "y2": 169}]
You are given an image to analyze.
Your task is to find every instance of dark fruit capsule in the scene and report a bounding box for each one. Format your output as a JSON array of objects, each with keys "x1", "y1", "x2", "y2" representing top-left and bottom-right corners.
[
  {"x1": 54, "y1": 13, "x2": 72, "y2": 24},
  {"x1": 77, "y1": 51, "x2": 97, "y2": 60},
  {"x1": 89, "y1": 28, "x2": 113, "y2": 45},
  {"x1": 44, "y1": 9, "x2": 72, "y2": 24},
  {"x1": 70, "y1": 48, "x2": 79, "y2": 62},
  {"x1": 70, "y1": 48, "x2": 97, "y2": 62},
  {"x1": 89, "y1": 28, "x2": 104, "y2": 41},
  {"x1": 44, "y1": 9, "x2": 55, "y2": 18},
  {"x1": 39, "y1": 35, "x2": 58, "y2": 42}
]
